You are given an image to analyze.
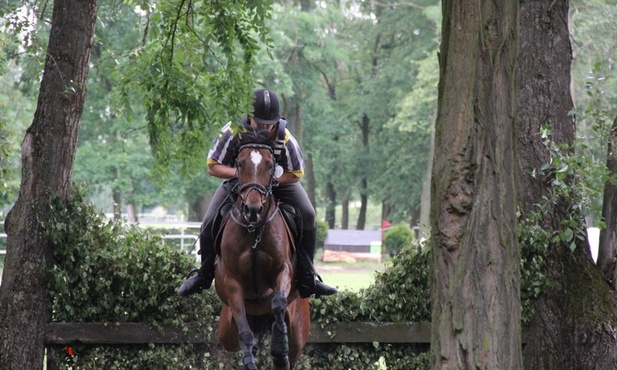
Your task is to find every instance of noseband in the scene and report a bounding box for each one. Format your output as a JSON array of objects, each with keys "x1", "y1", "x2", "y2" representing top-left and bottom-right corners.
[{"x1": 238, "y1": 182, "x2": 271, "y2": 207}]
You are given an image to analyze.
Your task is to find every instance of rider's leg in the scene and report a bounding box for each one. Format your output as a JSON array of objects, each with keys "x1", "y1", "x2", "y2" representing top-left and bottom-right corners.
[
  {"x1": 178, "y1": 183, "x2": 228, "y2": 296},
  {"x1": 274, "y1": 183, "x2": 337, "y2": 298},
  {"x1": 296, "y1": 228, "x2": 338, "y2": 298}
]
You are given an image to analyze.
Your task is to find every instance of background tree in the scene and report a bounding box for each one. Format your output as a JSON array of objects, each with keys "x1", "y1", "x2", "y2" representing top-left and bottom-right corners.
[
  {"x1": 517, "y1": 0, "x2": 617, "y2": 368},
  {"x1": 73, "y1": 3, "x2": 155, "y2": 220},
  {"x1": 598, "y1": 116, "x2": 617, "y2": 288},
  {"x1": 0, "y1": 0, "x2": 99, "y2": 367},
  {"x1": 430, "y1": 0, "x2": 522, "y2": 368},
  {"x1": 0, "y1": 0, "x2": 275, "y2": 368},
  {"x1": 570, "y1": 0, "x2": 617, "y2": 288},
  {"x1": 0, "y1": 9, "x2": 39, "y2": 216}
]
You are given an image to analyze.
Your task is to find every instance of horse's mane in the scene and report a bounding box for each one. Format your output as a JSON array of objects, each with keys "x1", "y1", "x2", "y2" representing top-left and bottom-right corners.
[{"x1": 236, "y1": 128, "x2": 276, "y2": 151}]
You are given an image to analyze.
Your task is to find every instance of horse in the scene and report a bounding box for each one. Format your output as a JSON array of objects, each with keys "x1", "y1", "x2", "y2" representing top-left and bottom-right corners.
[{"x1": 213, "y1": 129, "x2": 311, "y2": 370}]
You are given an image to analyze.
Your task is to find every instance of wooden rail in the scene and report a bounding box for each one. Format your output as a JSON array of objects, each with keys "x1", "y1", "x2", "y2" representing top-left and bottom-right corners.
[{"x1": 45, "y1": 322, "x2": 431, "y2": 345}]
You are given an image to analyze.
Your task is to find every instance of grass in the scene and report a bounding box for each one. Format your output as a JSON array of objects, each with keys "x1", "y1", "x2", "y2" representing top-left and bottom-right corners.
[
  {"x1": 317, "y1": 265, "x2": 383, "y2": 292},
  {"x1": 314, "y1": 250, "x2": 388, "y2": 292}
]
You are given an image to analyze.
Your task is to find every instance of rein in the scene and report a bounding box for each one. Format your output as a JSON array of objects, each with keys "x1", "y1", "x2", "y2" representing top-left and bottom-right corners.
[
  {"x1": 232, "y1": 142, "x2": 279, "y2": 295},
  {"x1": 230, "y1": 194, "x2": 280, "y2": 296}
]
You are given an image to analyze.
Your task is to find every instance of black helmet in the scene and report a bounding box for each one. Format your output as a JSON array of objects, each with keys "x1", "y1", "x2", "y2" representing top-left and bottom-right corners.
[{"x1": 252, "y1": 89, "x2": 280, "y2": 125}]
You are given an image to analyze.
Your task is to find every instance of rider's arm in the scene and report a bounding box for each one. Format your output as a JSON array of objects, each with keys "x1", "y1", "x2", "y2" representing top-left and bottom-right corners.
[
  {"x1": 276, "y1": 129, "x2": 304, "y2": 185},
  {"x1": 207, "y1": 163, "x2": 237, "y2": 179},
  {"x1": 206, "y1": 122, "x2": 238, "y2": 179},
  {"x1": 276, "y1": 171, "x2": 300, "y2": 184}
]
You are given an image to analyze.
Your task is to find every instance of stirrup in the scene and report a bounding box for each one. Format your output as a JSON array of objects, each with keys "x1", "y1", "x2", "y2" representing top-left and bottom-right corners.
[
  {"x1": 178, "y1": 269, "x2": 209, "y2": 296},
  {"x1": 185, "y1": 269, "x2": 200, "y2": 279},
  {"x1": 297, "y1": 275, "x2": 337, "y2": 299}
]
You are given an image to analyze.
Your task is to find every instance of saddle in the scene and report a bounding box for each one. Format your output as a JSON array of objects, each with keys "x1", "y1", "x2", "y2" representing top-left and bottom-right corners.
[{"x1": 211, "y1": 181, "x2": 303, "y2": 257}]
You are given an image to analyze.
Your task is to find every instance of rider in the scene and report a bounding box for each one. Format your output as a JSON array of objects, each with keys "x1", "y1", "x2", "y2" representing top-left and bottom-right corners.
[{"x1": 178, "y1": 88, "x2": 338, "y2": 299}]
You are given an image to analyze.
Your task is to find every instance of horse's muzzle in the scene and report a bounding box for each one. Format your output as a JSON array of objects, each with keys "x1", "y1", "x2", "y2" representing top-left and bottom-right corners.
[{"x1": 242, "y1": 203, "x2": 263, "y2": 224}]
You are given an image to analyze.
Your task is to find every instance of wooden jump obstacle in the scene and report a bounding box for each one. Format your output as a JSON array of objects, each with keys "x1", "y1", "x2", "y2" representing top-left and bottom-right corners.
[{"x1": 45, "y1": 321, "x2": 431, "y2": 345}]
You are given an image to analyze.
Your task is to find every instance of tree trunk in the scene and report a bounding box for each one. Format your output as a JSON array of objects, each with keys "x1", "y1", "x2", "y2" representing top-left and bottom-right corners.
[
  {"x1": 341, "y1": 194, "x2": 349, "y2": 230},
  {"x1": 325, "y1": 181, "x2": 336, "y2": 229},
  {"x1": 381, "y1": 200, "x2": 390, "y2": 225},
  {"x1": 419, "y1": 129, "x2": 434, "y2": 240},
  {"x1": 113, "y1": 191, "x2": 122, "y2": 220},
  {"x1": 408, "y1": 204, "x2": 420, "y2": 230},
  {"x1": 188, "y1": 193, "x2": 213, "y2": 222},
  {"x1": 518, "y1": 2, "x2": 617, "y2": 368},
  {"x1": 356, "y1": 177, "x2": 367, "y2": 230},
  {"x1": 356, "y1": 114, "x2": 370, "y2": 230},
  {"x1": 0, "y1": 0, "x2": 98, "y2": 368},
  {"x1": 305, "y1": 153, "x2": 316, "y2": 206},
  {"x1": 126, "y1": 203, "x2": 138, "y2": 223},
  {"x1": 597, "y1": 115, "x2": 617, "y2": 289},
  {"x1": 430, "y1": 1, "x2": 522, "y2": 369}
]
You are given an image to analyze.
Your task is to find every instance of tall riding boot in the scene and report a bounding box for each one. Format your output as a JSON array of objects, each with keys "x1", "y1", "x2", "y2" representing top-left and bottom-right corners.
[
  {"x1": 296, "y1": 229, "x2": 338, "y2": 299},
  {"x1": 178, "y1": 230, "x2": 216, "y2": 296}
]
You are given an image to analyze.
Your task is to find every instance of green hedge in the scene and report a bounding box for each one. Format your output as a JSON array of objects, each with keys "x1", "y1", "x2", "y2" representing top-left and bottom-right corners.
[{"x1": 45, "y1": 190, "x2": 432, "y2": 369}]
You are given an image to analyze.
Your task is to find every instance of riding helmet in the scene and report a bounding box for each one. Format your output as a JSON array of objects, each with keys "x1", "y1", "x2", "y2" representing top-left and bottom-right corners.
[{"x1": 252, "y1": 89, "x2": 280, "y2": 125}]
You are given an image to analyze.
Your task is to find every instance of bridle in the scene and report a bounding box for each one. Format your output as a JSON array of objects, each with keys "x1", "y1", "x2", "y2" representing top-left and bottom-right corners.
[{"x1": 231, "y1": 143, "x2": 278, "y2": 236}]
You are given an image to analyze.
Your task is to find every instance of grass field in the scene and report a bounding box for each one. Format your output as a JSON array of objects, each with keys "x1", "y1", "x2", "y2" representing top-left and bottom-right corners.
[
  {"x1": 0, "y1": 254, "x2": 387, "y2": 292},
  {"x1": 314, "y1": 252, "x2": 388, "y2": 292}
]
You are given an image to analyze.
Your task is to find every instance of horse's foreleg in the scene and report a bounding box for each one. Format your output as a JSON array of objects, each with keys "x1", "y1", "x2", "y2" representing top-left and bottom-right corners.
[
  {"x1": 271, "y1": 290, "x2": 289, "y2": 370},
  {"x1": 226, "y1": 282, "x2": 257, "y2": 370},
  {"x1": 287, "y1": 298, "x2": 310, "y2": 370},
  {"x1": 270, "y1": 264, "x2": 292, "y2": 370}
]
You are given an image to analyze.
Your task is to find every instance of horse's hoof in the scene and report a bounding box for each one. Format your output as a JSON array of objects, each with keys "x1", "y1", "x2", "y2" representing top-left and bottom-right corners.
[
  {"x1": 243, "y1": 354, "x2": 258, "y2": 370},
  {"x1": 272, "y1": 355, "x2": 289, "y2": 370}
]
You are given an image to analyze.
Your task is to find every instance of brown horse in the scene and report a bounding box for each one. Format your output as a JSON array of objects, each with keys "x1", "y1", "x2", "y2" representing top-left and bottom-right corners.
[{"x1": 214, "y1": 130, "x2": 310, "y2": 370}]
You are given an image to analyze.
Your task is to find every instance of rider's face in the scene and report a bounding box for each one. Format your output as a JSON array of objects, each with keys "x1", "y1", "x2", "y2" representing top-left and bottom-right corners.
[{"x1": 249, "y1": 117, "x2": 276, "y2": 131}]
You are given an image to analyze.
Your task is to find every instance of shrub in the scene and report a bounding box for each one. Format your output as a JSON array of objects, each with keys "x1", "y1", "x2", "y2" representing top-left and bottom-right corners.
[
  {"x1": 307, "y1": 241, "x2": 431, "y2": 369},
  {"x1": 44, "y1": 189, "x2": 241, "y2": 369},
  {"x1": 383, "y1": 223, "x2": 415, "y2": 255},
  {"x1": 316, "y1": 219, "x2": 329, "y2": 249},
  {"x1": 45, "y1": 189, "x2": 432, "y2": 369}
]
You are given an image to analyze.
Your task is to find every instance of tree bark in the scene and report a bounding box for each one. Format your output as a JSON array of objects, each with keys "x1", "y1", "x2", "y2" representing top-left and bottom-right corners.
[
  {"x1": 597, "y1": 115, "x2": 617, "y2": 289},
  {"x1": 0, "y1": 0, "x2": 98, "y2": 368},
  {"x1": 517, "y1": 1, "x2": 617, "y2": 369},
  {"x1": 430, "y1": 1, "x2": 522, "y2": 369}
]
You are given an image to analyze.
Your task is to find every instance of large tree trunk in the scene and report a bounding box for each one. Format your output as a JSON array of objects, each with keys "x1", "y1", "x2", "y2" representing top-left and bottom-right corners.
[
  {"x1": 430, "y1": 1, "x2": 522, "y2": 369},
  {"x1": 597, "y1": 115, "x2": 617, "y2": 288},
  {"x1": 0, "y1": 0, "x2": 98, "y2": 368},
  {"x1": 518, "y1": 2, "x2": 617, "y2": 368}
]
